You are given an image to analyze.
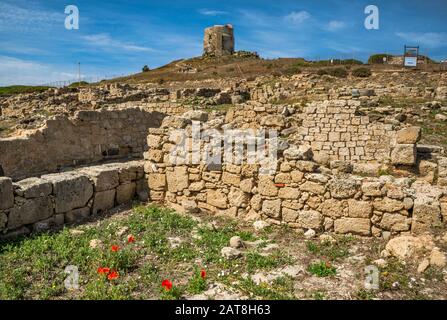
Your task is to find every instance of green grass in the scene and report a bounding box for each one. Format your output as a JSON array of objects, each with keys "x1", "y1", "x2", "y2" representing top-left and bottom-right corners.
[
  {"x1": 0, "y1": 204, "x2": 297, "y2": 300},
  {"x1": 0, "y1": 85, "x2": 51, "y2": 96},
  {"x1": 306, "y1": 236, "x2": 353, "y2": 262},
  {"x1": 307, "y1": 261, "x2": 337, "y2": 277}
]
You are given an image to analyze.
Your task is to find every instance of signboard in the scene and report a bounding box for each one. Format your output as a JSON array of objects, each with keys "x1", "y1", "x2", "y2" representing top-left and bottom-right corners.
[
  {"x1": 404, "y1": 56, "x2": 417, "y2": 67},
  {"x1": 403, "y1": 45, "x2": 419, "y2": 68}
]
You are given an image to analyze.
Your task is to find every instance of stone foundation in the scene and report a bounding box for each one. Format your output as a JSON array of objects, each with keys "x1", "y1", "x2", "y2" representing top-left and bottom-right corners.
[{"x1": 0, "y1": 160, "x2": 146, "y2": 240}]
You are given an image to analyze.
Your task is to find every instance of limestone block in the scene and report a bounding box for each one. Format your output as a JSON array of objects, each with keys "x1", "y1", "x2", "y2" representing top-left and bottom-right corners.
[
  {"x1": 334, "y1": 218, "x2": 371, "y2": 236},
  {"x1": 228, "y1": 187, "x2": 249, "y2": 208},
  {"x1": 297, "y1": 210, "x2": 323, "y2": 229},
  {"x1": 411, "y1": 196, "x2": 442, "y2": 234},
  {"x1": 42, "y1": 173, "x2": 93, "y2": 213},
  {"x1": 321, "y1": 199, "x2": 345, "y2": 218},
  {"x1": 348, "y1": 199, "x2": 372, "y2": 218},
  {"x1": 92, "y1": 189, "x2": 116, "y2": 215},
  {"x1": 262, "y1": 199, "x2": 281, "y2": 219},
  {"x1": 166, "y1": 167, "x2": 189, "y2": 192},
  {"x1": 373, "y1": 197, "x2": 404, "y2": 212},
  {"x1": 396, "y1": 127, "x2": 421, "y2": 144},
  {"x1": 282, "y1": 208, "x2": 299, "y2": 222},
  {"x1": 0, "y1": 177, "x2": 14, "y2": 210},
  {"x1": 299, "y1": 181, "x2": 325, "y2": 195},
  {"x1": 391, "y1": 144, "x2": 416, "y2": 165},
  {"x1": 258, "y1": 176, "x2": 278, "y2": 196},
  {"x1": 278, "y1": 187, "x2": 300, "y2": 199},
  {"x1": 380, "y1": 213, "x2": 411, "y2": 232},
  {"x1": 207, "y1": 189, "x2": 227, "y2": 209},
  {"x1": 148, "y1": 173, "x2": 166, "y2": 191},
  {"x1": 80, "y1": 166, "x2": 119, "y2": 192},
  {"x1": 116, "y1": 182, "x2": 136, "y2": 205},
  {"x1": 328, "y1": 178, "x2": 358, "y2": 199},
  {"x1": 222, "y1": 172, "x2": 241, "y2": 187},
  {"x1": 8, "y1": 196, "x2": 53, "y2": 229},
  {"x1": 65, "y1": 207, "x2": 90, "y2": 224},
  {"x1": 14, "y1": 177, "x2": 52, "y2": 199}
]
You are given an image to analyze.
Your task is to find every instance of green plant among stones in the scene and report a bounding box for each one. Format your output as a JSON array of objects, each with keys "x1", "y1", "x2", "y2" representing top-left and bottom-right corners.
[{"x1": 307, "y1": 261, "x2": 337, "y2": 277}]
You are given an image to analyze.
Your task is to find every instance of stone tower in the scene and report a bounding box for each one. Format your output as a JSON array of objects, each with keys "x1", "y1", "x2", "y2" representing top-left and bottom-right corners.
[{"x1": 203, "y1": 24, "x2": 235, "y2": 57}]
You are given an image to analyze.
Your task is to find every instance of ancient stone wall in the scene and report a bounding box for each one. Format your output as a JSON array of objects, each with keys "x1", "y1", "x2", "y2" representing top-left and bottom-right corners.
[
  {"x1": 143, "y1": 115, "x2": 447, "y2": 238},
  {"x1": 0, "y1": 161, "x2": 146, "y2": 239},
  {"x1": 0, "y1": 108, "x2": 165, "y2": 180}
]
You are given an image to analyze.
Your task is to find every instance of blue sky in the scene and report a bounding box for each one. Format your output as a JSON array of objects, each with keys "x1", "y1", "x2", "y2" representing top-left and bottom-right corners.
[{"x1": 1, "y1": 0, "x2": 446, "y2": 85}]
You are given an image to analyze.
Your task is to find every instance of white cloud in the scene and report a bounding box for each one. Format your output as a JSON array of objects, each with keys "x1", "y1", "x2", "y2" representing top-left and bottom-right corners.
[
  {"x1": 0, "y1": 2, "x2": 63, "y2": 33},
  {"x1": 0, "y1": 56, "x2": 76, "y2": 86},
  {"x1": 396, "y1": 32, "x2": 447, "y2": 48},
  {"x1": 198, "y1": 9, "x2": 228, "y2": 16},
  {"x1": 82, "y1": 33, "x2": 155, "y2": 52},
  {"x1": 284, "y1": 11, "x2": 311, "y2": 24},
  {"x1": 326, "y1": 20, "x2": 346, "y2": 31}
]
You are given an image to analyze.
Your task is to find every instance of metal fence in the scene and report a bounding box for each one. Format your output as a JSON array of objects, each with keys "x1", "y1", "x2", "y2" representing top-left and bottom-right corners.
[{"x1": 39, "y1": 74, "x2": 128, "y2": 88}]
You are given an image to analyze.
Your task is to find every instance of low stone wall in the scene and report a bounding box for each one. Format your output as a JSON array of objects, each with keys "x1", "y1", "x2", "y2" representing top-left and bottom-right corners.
[
  {"x1": 0, "y1": 161, "x2": 146, "y2": 240},
  {"x1": 144, "y1": 116, "x2": 447, "y2": 238},
  {"x1": 0, "y1": 108, "x2": 165, "y2": 180}
]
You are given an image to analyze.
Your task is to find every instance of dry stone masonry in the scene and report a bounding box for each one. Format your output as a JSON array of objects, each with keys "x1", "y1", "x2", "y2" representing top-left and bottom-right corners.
[
  {"x1": 143, "y1": 107, "x2": 447, "y2": 239},
  {"x1": 203, "y1": 25, "x2": 235, "y2": 57},
  {"x1": 0, "y1": 161, "x2": 146, "y2": 239}
]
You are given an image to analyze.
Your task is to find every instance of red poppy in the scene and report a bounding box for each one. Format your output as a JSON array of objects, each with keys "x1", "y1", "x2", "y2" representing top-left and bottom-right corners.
[
  {"x1": 161, "y1": 279, "x2": 173, "y2": 291},
  {"x1": 97, "y1": 267, "x2": 111, "y2": 274},
  {"x1": 200, "y1": 270, "x2": 206, "y2": 279},
  {"x1": 111, "y1": 245, "x2": 120, "y2": 252},
  {"x1": 107, "y1": 270, "x2": 119, "y2": 281},
  {"x1": 127, "y1": 235, "x2": 135, "y2": 243}
]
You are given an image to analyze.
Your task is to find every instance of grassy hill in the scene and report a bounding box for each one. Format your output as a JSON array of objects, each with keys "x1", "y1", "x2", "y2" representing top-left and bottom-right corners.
[{"x1": 0, "y1": 85, "x2": 51, "y2": 96}]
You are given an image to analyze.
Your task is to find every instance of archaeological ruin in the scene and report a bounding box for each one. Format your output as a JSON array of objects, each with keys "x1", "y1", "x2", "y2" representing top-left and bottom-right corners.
[{"x1": 203, "y1": 24, "x2": 235, "y2": 57}]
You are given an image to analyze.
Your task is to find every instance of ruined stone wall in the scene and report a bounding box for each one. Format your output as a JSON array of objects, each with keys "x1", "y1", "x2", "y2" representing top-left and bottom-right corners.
[
  {"x1": 0, "y1": 108, "x2": 165, "y2": 180},
  {"x1": 143, "y1": 115, "x2": 447, "y2": 238},
  {"x1": 0, "y1": 161, "x2": 146, "y2": 239},
  {"x1": 203, "y1": 25, "x2": 235, "y2": 57}
]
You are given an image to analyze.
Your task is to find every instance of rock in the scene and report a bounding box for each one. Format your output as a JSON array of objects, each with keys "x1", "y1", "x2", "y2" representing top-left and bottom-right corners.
[
  {"x1": 14, "y1": 177, "x2": 52, "y2": 199},
  {"x1": 0, "y1": 177, "x2": 14, "y2": 210},
  {"x1": 161, "y1": 116, "x2": 191, "y2": 129},
  {"x1": 299, "y1": 181, "x2": 325, "y2": 195},
  {"x1": 429, "y1": 248, "x2": 446, "y2": 267},
  {"x1": 330, "y1": 160, "x2": 353, "y2": 173},
  {"x1": 168, "y1": 236, "x2": 183, "y2": 249},
  {"x1": 65, "y1": 207, "x2": 90, "y2": 224},
  {"x1": 283, "y1": 145, "x2": 313, "y2": 161},
  {"x1": 262, "y1": 199, "x2": 281, "y2": 218},
  {"x1": 166, "y1": 167, "x2": 189, "y2": 193},
  {"x1": 391, "y1": 144, "x2": 416, "y2": 165},
  {"x1": 182, "y1": 199, "x2": 200, "y2": 213},
  {"x1": 435, "y1": 114, "x2": 447, "y2": 122},
  {"x1": 182, "y1": 110, "x2": 208, "y2": 122},
  {"x1": 260, "y1": 115, "x2": 286, "y2": 128},
  {"x1": 304, "y1": 229, "x2": 316, "y2": 239},
  {"x1": 373, "y1": 258, "x2": 388, "y2": 268},
  {"x1": 412, "y1": 196, "x2": 442, "y2": 234},
  {"x1": 41, "y1": 173, "x2": 93, "y2": 214},
  {"x1": 298, "y1": 210, "x2": 322, "y2": 229},
  {"x1": 116, "y1": 182, "x2": 136, "y2": 205},
  {"x1": 328, "y1": 178, "x2": 358, "y2": 199},
  {"x1": 229, "y1": 236, "x2": 244, "y2": 249},
  {"x1": 253, "y1": 220, "x2": 270, "y2": 231},
  {"x1": 89, "y1": 239, "x2": 103, "y2": 249},
  {"x1": 320, "y1": 199, "x2": 345, "y2": 218},
  {"x1": 207, "y1": 189, "x2": 228, "y2": 209},
  {"x1": 7, "y1": 196, "x2": 53, "y2": 229},
  {"x1": 361, "y1": 181, "x2": 384, "y2": 197},
  {"x1": 352, "y1": 163, "x2": 381, "y2": 176},
  {"x1": 384, "y1": 235, "x2": 433, "y2": 260},
  {"x1": 334, "y1": 217, "x2": 371, "y2": 236},
  {"x1": 258, "y1": 176, "x2": 278, "y2": 196},
  {"x1": 396, "y1": 127, "x2": 421, "y2": 144},
  {"x1": 221, "y1": 247, "x2": 242, "y2": 259},
  {"x1": 92, "y1": 189, "x2": 116, "y2": 215},
  {"x1": 380, "y1": 213, "x2": 411, "y2": 232},
  {"x1": 148, "y1": 173, "x2": 166, "y2": 191},
  {"x1": 373, "y1": 198, "x2": 404, "y2": 212},
  {"x1": 116, "y1": 226, "x2": 129, "y2": 237},
  {"x1": 80, "y1": 166, "x2": 119, "y2": 192},
  {"x1": 347, "y1": 199, "x2": 372, "y2": 218},
  {"x1": 417, "y1": 259, "x2": 430, "y2": 273}
]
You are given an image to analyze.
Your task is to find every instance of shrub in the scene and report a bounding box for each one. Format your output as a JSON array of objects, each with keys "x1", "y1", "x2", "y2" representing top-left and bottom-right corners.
[
  {"x1": 317, "y1": 67, "x2": 348, "y2": 78},
  {"x1": 307, "y1": 261, "x2": 337, "y2": 277},
  {"x1": 352, "y1": 67, "x2": 372, "y2": 78},
  {"x1": 368, "y1": 54, "x2": 393, "y2": 64},
  {"x1": 142, "y1": 65, "x2": 150, "y2": 72}
]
